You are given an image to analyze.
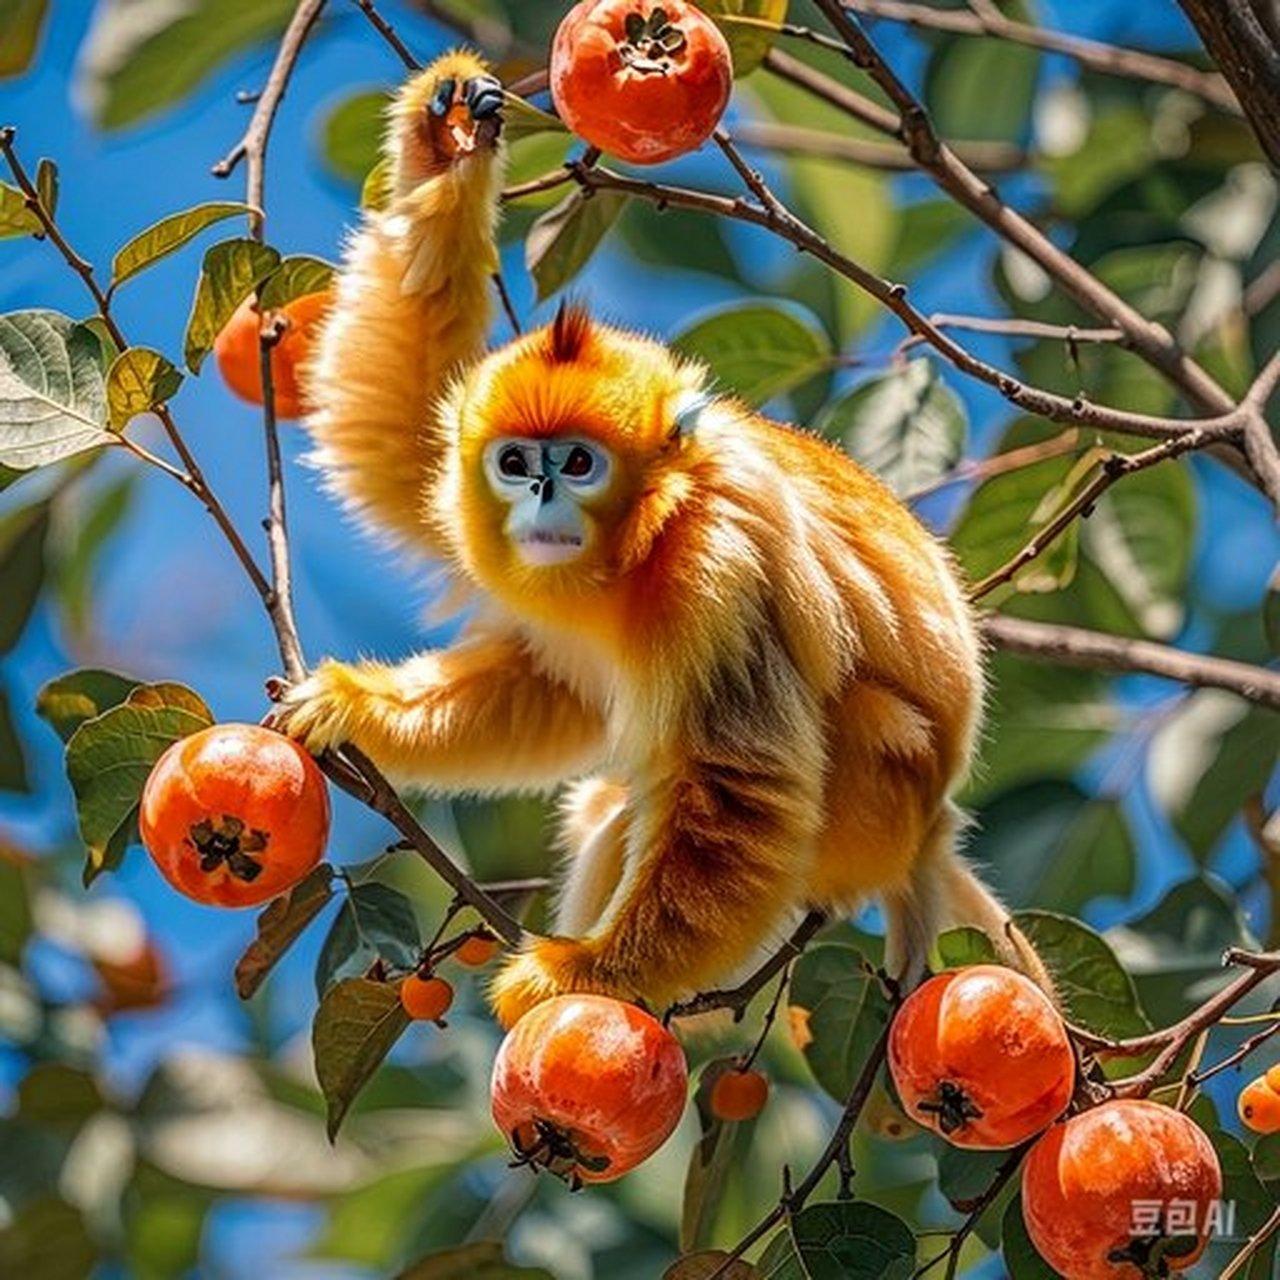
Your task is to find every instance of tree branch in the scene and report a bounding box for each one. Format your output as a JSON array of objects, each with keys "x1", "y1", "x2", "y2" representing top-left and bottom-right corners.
[
  {"x1": 982, "y1": 616, "x2": 1280, "y2": 711},
  {"x1": 845, "y1": 0, "x2": 1240, "y2": 115}
]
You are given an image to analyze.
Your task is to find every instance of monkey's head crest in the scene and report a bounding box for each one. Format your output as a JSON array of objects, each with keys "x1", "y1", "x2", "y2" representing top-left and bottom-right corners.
[{"x1": 439, "y1": 302, "x2": 716, "y2": 605}]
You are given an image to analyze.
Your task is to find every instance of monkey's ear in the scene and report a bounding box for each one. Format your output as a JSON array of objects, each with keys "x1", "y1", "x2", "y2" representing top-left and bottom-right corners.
[{"x1": 671, "y1": 389, "x2": 713, "y2": 439}]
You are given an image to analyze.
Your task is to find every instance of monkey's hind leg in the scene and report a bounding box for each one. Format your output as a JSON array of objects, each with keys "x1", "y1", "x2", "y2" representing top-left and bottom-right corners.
[
  {"x1": 882, "y1": 803, "x2": 1055, "y2": 995},
  {"x1": 553, "y1": 777, "x2": 630, "y2": 936}
]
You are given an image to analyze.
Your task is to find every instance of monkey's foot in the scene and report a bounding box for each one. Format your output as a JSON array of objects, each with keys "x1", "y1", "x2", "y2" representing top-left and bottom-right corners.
[{"x1": 489, "y1": 938, "x2": 648, "y2": 1029}]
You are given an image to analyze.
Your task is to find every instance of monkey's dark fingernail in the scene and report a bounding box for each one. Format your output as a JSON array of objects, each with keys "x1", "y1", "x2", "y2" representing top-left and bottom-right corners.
[
  {"x1": 429, "y1": 77, "x2": 456, "y2": 117},
  {"x1": 464, "y1": 76, "x2": 505, "y2": 120},
  {"x1": 265, "y1": 675, "x2": 288, "y2": 702}
]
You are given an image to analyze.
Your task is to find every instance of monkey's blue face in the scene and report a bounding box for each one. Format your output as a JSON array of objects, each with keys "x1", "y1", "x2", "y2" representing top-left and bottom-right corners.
[{"x1": 482, "y1": 437, "x2": 614, "y2": 566}]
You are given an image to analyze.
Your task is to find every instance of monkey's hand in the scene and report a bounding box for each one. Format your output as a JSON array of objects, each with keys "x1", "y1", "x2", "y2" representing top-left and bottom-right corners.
[
  {"x1": 490, "y1": 939, "x2": 646, "y2": 1030},
  {"x1": 267, "y1": 660, "x2": 365, "y2": 756}
]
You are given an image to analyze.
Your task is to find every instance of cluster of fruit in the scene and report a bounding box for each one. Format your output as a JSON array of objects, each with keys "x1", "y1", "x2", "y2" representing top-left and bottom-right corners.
[{"x1": 1238, "y1": 1063, "x2": 1280, "y2": 1135}]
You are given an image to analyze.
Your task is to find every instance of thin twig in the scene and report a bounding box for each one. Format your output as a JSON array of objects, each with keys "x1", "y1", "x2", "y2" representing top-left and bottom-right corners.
[
  {"x1": 352, "y1": 0, "x2": 420, "y2": 70},
  {"x1": 1220, "y1": 1205, "x2": 1280, "y2": 1280},
  {"x1": 905, "y1": 429, "x2": 1083, "y2": 501},
  {"x1": 1187, "y1": 1018, "x2": 1280, "y2": 1088},
  {"x1": 843, "y1": 0, "x2": 1240, "y2": 114},
  {"x1": 983, "y1": 616, "x2": 1280, "y2": 712},
  {"x1": 210, "y1": 0, "x2": 328, "y2": 230}
]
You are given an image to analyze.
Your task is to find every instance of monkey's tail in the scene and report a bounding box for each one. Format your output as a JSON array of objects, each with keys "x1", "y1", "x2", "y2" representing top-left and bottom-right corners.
[{"x1": 883, "y1": 802, "x2": 1056, "y2": 998}]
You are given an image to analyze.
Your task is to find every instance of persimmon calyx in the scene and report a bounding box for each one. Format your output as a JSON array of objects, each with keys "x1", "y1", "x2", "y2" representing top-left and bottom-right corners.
[
  {"x1": 188, "y1": 815, "x2": 268, "y2": 882},
  {"x1": 1107, "y1": 1230, "x2": 1200, "y2": 1278},
  {"x1": 915, "y1": 1079, "x2": 983, "y2": 1135},
  {"x1": 509, "y1": 1118, "x2": 612, "y2": 1188},
  {"x1": 620, "y1": 8, "x2": 688, "y2": 73}
]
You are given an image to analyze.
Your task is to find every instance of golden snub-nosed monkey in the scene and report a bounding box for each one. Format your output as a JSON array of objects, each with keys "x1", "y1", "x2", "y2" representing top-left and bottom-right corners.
[{"x1": 276, "y1": 51, "x2": 1050, "y2": 1027}]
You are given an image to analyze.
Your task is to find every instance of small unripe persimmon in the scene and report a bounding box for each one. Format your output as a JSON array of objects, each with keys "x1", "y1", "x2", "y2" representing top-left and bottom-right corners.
[
  {"x1": 1266, "y1": 1063, "x2": 1280, "y2": 1094},
  {"x1": 709, "y1": 1067, "x2": 769, "y2": 1122},
  {"x1": 454, "y1": 934, "x2": 500, "y2": 967},
  {"x1": 400, "y1": 974, "x2": 454, "y2": 1022},
  {"x1": 888, "y1": 964, "x2": 1073, "y2": 1149},
  {"x1": 1238, "y1": 1076, "x2": 1280, "y2": 1135}
]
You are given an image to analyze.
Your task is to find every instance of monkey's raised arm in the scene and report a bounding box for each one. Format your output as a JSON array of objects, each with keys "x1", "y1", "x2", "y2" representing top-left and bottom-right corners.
[{"x1": 305, "y1": 52, "x2": 506, "y2": 555}]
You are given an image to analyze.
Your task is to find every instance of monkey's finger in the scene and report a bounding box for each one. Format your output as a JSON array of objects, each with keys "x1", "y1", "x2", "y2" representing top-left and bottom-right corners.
[
  {"x1": 463, "y1": 75, "x2": 505, "y2": 122},
  {"x1": 429, "y1": 77, "x2": 457, "y2": 118},
  {"x1": 264, "y1": 675, "x2": 291, "y2": 703}
]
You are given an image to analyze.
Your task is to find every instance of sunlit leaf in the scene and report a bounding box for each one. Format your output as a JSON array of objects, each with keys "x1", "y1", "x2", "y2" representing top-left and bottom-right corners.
[
  {"x1": 35, "y1": 668, "x2": 137, "y2": 743},
  {"x1": 0, "y1": 499, "x2": 49, "y2": 652},
  {"x1": 361, "y1": 155, "x2": 394, "y2": 213},
  {"x1": 312, "y1": 977, "x2": 410, "y2": 1140},
  {"x1": 257, "y1": 255, "x2": 335, "y2": 310},
  {"x1": 0, "y1": 311, "x2": 111, "y2": 469},
  {"x1": 64, "y1": 681, "x2": 213, "y2": 882},
  {"x1": 236, "y1": 864, "x2": 336, "y2": 999},
  {"x1": 0, "y1": 839, "x2": 35, "y2": 961},
  {"x1": 78, "y1": 0, "x2": 295, "y2": 129},
  {"x1": 183, "y1": 239, "x2": 280, "y2": 374},
  {"x1": 0, "y1": 0, "x2": 49, "y2": 78},
  {"x1": 788, "y1": 944, "x2": 891, "y2": 1104},
  {"x1": 111, "y1": 202, "x2": 254, "y2": 290},
  {"x1": 818, "y1": 358, "x2": 967, "y2": 496},
  {"x1": 758, "y1": 1201, "x2": 915, "y2": 1279},
  {"x1": 526, "y1": 188, "x2": 628, "y2": 302},
  {"x1": 34, "y1": 157, "x2": 56, "y2": 220},
  {"x1": 1014, "y1": 910, "x2": 1149, "y2": 1039},
  {"x1": 106, "y1": 348, "x2": 183, "y2": 431},
  {"x1": 501, "y1": 95, "x2": 567, "y2": 142},
  {"x1": 315, "y1": 882, "x2": 421, "y2": 997},
  {"x1": 675, "y1": 304, "x2": 832, "y2": 407},
  {"x1": 931, "y1": 926, "x2": 998, "y2": 971},
  {"x1": 700, "y1": 0, "x2": 788, "y2": 76}
]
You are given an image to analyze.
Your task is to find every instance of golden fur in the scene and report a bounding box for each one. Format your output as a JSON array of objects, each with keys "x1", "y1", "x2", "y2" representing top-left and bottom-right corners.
[{"x1": 284, "y1": 53, "x2": 1046, "y2": 1027}]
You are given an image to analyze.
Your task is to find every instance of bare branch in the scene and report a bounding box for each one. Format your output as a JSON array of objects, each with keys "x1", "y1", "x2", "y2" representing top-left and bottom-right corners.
[
  {"x1": 982, "y1": 616, "x2": 1280, "y2": 711},
  {"x1": 352, "y1": 0, "x2": 420, "y2": 70},
  {"x1": 210, "y1": 0, "x2": 327, "y2": 226},
  {"x1": 1221, "y1": 1206, "x2": 1280, "y2": 1280},
  {"x1": 844, "y1": 0, "x2": 1240, "y2": 115}
]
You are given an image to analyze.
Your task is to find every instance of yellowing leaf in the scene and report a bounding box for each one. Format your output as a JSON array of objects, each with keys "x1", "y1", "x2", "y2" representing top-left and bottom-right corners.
[{"x1": 106, "y1": 347, "x2": 183, "y2": 430}]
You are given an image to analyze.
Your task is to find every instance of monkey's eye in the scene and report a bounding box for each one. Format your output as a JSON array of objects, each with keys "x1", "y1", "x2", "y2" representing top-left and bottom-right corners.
[
  {"x1": 560, "y1": 446, "x2": 595, "y2": 479},
  {"x1": 498, "y1": 445, "x2": 530, "y2": 478}
]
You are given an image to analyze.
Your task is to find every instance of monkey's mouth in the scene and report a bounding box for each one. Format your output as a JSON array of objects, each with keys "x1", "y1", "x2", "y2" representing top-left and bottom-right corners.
[{"x1": 515, "y1": 532, "x2": 585, "y2": 567}]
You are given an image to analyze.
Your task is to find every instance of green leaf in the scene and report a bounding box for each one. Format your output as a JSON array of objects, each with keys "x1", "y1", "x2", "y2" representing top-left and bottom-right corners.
[
  {"x1": 64, "y1": 681, "x2": 213, "y2": 882},
  {"x1": 0, "y1": 840, "x2": 35, "y2": 962},
  {"x1": 399, "y1": 1242, "x2": 557, "y2": 1280},
  {"x1": 111, "y1": 201, "x2": 254, "y2": 290},
  {"x1": 321, "y1": 89, "x2": 388, "y2": 184},
  {"x1": 1000, "y1": 1194, "x2": 1057, "y2": 1279},
  {"x1": 968, "y1": 782, "x2": 1136, "y2": 915},
  {"x1": 1013, "y1": 910, "x2": 1149, "y2": 1039},
  {"x1": 1254, "y1": 1133, "x2": 1280, "y2": 1185},
  {"x1": 312, "y1": 977, "x2": 410, "y2": 1140},
  {"x1": 1082, "y1": 459, "x2": 1196, "y2": 640},
  {"x1": 665, "y1": 1254, "x2": 760, "y2": 1280},
  {"x1": 1150, "y1": 694, "x2": 1280, "y2": 861},
  {"x1": 35, "y1": 668, "x2": 137, "y2": 743},
  {"x1": 620, "y1": 201, "x2": 740, "y2": 282},
  {"x1": 936, "y1": 1144, "x2": 1008, "y2": 1211},
  {"x1": 123, "y1": 1168, "x2": 211, "y2": 1280},
  {"x1": 235, "y1": 864, "x2": 336, "y2": 999},
  {"x1": 788, "y1": 944, "x2": 891, "y2": 1104},
  {"x1": 758, "y1": 1201, "x2": 915, "y2": 1279},
  {"x1": 925, "y1": 34, "x2": 1040, "y2": 143},
  {"x1": 361, "y1": 155, "x2": 394, "y2": 213},
  {"x1": 34, "y1": 157, "x2": 57, "y2": 220},
  {"x1": 0, "y1": 1195, "x2": 96, "y2": 1280},
  {"x1": 0, "y1": 181, "x2": 40, "y2": 239},
  {"x1": 106, "y1": 348, "x2": 183, "y2": 430},
  {"x1": 0, "y1": 500, "x2": 49, "y2": 652},
  {"x1": 78, "y1": 0, "x2": 295, "y2": 130},
  {"x1": 55, "y1": 476, "x2": 135, "y2": 639},
  {"x1": 1264, "y1": 570, "x2": 1280, "y2": 657},
  {"x1": 257, "y1": 256, "x2": 335, "y2": 311},
  {"x1": 683, "y1": 1060, "x2": 752, "y2": 1252},
  {"x1": 526, "y1": 189, "x2": 628, "y2": 303},
  {"x1": 931, "y1": 925, "x2": 998, "y2": 971},
  {"x1": 501, "y1": 95, "x2": 568, "y2": 143},
  {"x1": 700, "y1": 0, "x2": 788, "y2": 76},
  {"x1": 183, "y1": 239, "x2": 280, "y2": 373},
  {"x1": 315, "y1": 882, "x2": 421, "y2": 997},
  {"x1": 17, "y1": 1063, "x2": 104, "y2": 1131},
  {"x1": 675, "y1": 304, "x2": 832, "y2": 407},
  {"x1": 0, "y1": 310, "x2": 111, "y2": 469},
  {"x1": 0, "y1": 0, "x2": 49, "y2": 78},
  {"x1": 818, "y1": 358, "x2": 967, "y2": 497},
  {"x1": 0, "y1": 686, "x2": 30, "y2": 793}
]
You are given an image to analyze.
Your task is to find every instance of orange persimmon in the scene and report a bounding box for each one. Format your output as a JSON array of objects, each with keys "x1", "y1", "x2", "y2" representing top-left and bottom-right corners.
[
  {"x1": 550, "y1": 0, "x2": 732, "y2": 165},
  {"x1": 139, "y1": 724, "x2": 330, "y2": 908},
  {"x1": 491, "y1": 994, "x2": 688, "y2": 1185},
  {"x1": 400, "y1": 974, "x2": 454, "y2": 1022},
  {"x1": 888, "y1": 964, "x2": 1074, "y2": 1149},
  {"x1": 1238, "y1": 1075, "x2": 1280, "y2": 1135},
  {"x1": 709, "y1": 1066, "x2": 769, "y2": 1122}
]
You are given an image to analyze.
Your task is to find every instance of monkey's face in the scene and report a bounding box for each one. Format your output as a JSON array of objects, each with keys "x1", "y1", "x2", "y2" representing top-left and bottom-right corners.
[{"x1": 481, "y1": 436, "x2": 617, "y2": 568}]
